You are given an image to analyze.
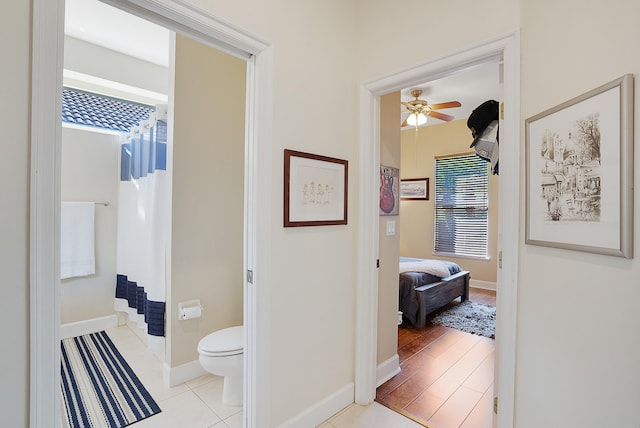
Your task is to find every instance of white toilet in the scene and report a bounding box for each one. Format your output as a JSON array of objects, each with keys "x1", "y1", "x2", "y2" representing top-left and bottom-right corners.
[{"x1": 197, "y1": 325, "x2": 244, "y2": 406}]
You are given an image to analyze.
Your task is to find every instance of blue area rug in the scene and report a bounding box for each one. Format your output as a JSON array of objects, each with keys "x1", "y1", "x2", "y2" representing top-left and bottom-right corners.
[{"x1": 60, "y1": 331, "x2": 161, "y2": 428}]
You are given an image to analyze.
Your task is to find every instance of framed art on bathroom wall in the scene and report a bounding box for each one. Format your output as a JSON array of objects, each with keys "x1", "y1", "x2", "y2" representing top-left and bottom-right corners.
[{"x1": 284, "y1": 149, "x2": 348, "y2": 227}]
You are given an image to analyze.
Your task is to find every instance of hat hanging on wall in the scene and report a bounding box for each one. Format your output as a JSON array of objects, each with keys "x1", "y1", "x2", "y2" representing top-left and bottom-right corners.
[{"x1": 468, "y1": 100, "x2": 500, "y2": 175}]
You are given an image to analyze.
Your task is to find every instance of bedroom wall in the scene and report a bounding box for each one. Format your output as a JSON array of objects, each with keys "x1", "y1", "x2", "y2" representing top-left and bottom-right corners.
[
  {"x1": 60, "y1": 127, "x2": 120, "y2": 324},
  {"x1": 377, "y1": 92, "x2": 401, "y2": 367},
  {"x1": 399, "y1": 120, "x2": 499, "y2": 285},
  {"x1": 169, "y1": 34, "x2": 245, "y2": 367}
]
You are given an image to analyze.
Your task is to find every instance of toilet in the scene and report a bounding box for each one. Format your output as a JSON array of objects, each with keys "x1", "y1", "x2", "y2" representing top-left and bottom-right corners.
[{"x1": 197, "y1": 325, "x2": 244, "y2": 406}]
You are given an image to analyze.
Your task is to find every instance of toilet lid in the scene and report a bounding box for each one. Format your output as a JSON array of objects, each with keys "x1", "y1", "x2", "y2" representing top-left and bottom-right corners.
[{"x1": 198, "y1": 325, "x2": 243, "y2": 355}]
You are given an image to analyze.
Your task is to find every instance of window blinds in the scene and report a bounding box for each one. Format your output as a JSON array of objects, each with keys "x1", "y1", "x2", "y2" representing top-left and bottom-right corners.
[{"x1": 434, "y1": 154, "x2": 489, "y2": 258}]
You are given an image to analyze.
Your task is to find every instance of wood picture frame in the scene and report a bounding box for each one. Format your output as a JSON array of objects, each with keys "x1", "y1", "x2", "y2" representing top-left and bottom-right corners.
[
  {"x1": 284, "y1": 149, "x2": 348, "y2": 227},
  {"x1": 400, "y1": 178, "x2": 429, "y2": 201},
  {"x1": 525, "y1": 74, "x2": 634, "y2": 258}
]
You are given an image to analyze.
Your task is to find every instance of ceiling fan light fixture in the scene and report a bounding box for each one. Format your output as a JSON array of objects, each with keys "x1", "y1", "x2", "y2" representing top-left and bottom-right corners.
[{"x1": 407, "y1": 112, "x2": 427, "y2": 127}]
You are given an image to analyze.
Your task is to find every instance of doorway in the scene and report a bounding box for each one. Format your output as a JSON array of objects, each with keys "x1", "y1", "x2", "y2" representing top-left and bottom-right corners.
[
  {"x1": 30, "y1": 0, "x2": 274, "y2": 427},
  {"x1": 356, "y1": 32, "x2": 520, "y2": 428},
  {"x1": 377, "y1": 62, "x2": 502, "y2": 426}
]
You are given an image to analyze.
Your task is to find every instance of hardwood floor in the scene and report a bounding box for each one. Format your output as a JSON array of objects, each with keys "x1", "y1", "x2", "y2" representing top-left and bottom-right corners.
[{"x1": 376, "y1": 288, "x2": 497, "y2": 428}]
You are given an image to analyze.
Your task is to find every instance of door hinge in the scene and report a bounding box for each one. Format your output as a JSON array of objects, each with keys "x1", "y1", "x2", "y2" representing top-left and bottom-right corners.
[
  {"x1": 247, "y1": 270, "x2": 253, "y2": 284},
  {"x1": 494, "y1": 396, "x2": 498, "y2": 414},
  {"x1": 500, "y1": 102, "x2": 505, "y2": 120},
  {"x1": 376, "y1": 259, "x2": 380, "y2": 268},
  {"x1": 498, "y1": 251, "x2": 503, "y2": 269}
]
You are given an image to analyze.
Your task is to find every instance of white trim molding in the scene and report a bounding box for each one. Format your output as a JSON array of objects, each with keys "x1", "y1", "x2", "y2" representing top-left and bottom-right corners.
[
  {"x1": 60, "y1": 315, "x2": 119, "y2": 340},
  {"x1": 30, "y1": 1, "x2": 273, "y2": 427},
  {"x1": 277, "y1": 383, "x2": 354, "y2": 428},
  {"x1": 356, "y1": 31, "x2": 520, "y2": 428},
  {"x1": 376, "y1": 354, "x2": 401, "y2": 388}
]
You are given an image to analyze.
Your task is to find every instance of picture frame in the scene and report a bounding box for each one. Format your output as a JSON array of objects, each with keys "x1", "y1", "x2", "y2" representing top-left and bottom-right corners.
[
  {"x1": 379, "y1": 166, "x2": 399, "y2": 216},
  {"x1": 284, "y1": 149, "x2": 348, "y2": 227},
  {"x1": 400, "y1": 178, "x2": 429, "y2": 201},
  {"x1": 525, "y1": 74, "x2": 634, "y2": 258}
]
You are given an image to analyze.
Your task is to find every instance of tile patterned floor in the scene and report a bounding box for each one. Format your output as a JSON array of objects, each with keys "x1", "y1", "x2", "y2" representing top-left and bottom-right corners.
[{"x1": 106, "y1": 324, "x2": 419, "y2": 428}]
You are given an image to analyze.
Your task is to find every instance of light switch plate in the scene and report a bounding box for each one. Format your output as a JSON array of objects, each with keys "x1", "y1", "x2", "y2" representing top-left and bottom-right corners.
[{"x1": 386, "y1": 220, "x2": 395, "y2": 236}]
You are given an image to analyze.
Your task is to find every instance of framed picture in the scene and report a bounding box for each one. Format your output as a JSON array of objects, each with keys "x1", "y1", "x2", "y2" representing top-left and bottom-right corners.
[
  {"x1": 400, "y1": 178, "x2": 429, "y2": 200},
  {"x1": 284, "y1": 149, "x2": 348, "y2": 227},
  {"x1": 525, "y1": 74, "x2": 634, "y2": 258},
  {"x1": 379, "y1": 166, "x2": 399, "y2": 216}
]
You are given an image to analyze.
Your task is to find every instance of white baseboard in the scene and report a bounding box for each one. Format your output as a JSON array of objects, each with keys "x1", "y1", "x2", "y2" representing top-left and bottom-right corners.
[
  {"x1": 277, "y1": 383, "x2": 354, "y2": 428},
  {"x1": 470, "y1": 279, "x2": 496, "y2": 291},
  {"x1": 60, "y1": 314, "x2": 119, "y2": 339},
  {"x1": 376, "y1": 354, "x2": 400, "y2": 387},
  {"x1": 163, "y1": 359, "x2": 207, "y2": 388}
]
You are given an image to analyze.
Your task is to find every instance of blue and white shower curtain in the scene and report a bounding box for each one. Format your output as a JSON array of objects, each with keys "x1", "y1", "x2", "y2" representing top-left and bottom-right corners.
[{"x1": 114, "y1": 105, "x2": 169, "y2": 355}]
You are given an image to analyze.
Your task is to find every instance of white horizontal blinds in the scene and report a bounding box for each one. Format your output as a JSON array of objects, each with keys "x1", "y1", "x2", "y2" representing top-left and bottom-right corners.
[{"x1": 434, "y1": 154, "x2": 489, "y2": 258}]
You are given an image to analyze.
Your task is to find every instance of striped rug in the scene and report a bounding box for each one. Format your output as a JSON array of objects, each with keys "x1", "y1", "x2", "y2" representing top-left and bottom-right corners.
[{"x1": 60, "y1": 331, "x2": 161, "y2": 428}]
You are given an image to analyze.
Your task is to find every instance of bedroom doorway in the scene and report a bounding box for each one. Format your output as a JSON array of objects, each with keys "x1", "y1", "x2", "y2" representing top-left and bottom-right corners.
[
  {"x1": 356, "y1": 32, "x2": 520, "y2": 428},
  {"x1": 376, "y1": 63, "x2": 502, "y2": 427},
  {"x1": 31, "y1": 0, "x2": 273, "y2": 426}
]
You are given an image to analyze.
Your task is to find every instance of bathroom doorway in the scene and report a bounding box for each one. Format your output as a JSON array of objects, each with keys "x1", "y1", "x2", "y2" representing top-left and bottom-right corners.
[{"x1": 31, "y1": 0, "x2": 274, "y2": 426}]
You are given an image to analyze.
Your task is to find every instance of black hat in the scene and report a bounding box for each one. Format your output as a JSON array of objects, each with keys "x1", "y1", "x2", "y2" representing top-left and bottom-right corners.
[{"x1": 468, "y1": 100, "x2": 499, "y2": 147}]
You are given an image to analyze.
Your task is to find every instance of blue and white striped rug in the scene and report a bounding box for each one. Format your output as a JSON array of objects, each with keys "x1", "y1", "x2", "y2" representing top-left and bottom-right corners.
[{"x1": 60, "y1": 331, "x2": 161, "y2": 428}]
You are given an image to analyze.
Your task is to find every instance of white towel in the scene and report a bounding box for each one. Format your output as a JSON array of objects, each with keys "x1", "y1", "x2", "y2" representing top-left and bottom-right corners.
[{"x1": 61, "y1": 202, "x2": 96, "y2": 279}]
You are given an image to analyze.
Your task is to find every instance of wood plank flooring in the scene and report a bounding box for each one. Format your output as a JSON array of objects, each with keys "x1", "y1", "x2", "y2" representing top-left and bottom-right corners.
[{"x1": 376, "y1": 288, "x2": 497, "y2": 428}]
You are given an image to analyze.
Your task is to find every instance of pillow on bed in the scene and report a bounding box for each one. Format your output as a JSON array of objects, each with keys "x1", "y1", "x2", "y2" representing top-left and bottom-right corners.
[{"x1": 399, "y1": 259, "x2": 451, "y2": 278}]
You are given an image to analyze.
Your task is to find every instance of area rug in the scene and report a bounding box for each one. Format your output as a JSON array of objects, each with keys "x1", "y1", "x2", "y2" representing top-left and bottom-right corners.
[
  {"x1": 430, "y1": 301, "x2": 496, "y2": 339},
  {"x1": 60, "y1": 330, "x2": 161, "y2": 428}
]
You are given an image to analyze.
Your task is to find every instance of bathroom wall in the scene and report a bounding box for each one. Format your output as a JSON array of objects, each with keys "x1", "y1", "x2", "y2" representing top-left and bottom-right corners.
[
  {"x1": 60, "y1": 127, "x2": 120, "y2": 324},
  {"x1": 169, "y1": 34, "x2": 246, "y2": 367},
  {"x1": 61, "y1": 32, "x2": 169, "y2": 326}
]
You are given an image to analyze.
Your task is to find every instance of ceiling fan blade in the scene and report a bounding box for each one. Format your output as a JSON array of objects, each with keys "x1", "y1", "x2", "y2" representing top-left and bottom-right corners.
[
  {"x1": 427, "y1": 110, "x2": 455, "y2": 122},
  {"x1": 401, "y1": 117, "x2": 409, "y2": 127},
  {"x1": 429, "y1": 101, "x2": 462, "y2": 110}
]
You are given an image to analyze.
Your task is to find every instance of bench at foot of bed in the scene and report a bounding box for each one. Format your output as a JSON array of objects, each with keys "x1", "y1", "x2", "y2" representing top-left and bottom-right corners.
[{"x1": 412, "y1": 270, "x2": 470, "y2": 329}]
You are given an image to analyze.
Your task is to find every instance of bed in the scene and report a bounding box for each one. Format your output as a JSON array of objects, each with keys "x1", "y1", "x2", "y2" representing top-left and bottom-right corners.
[{"x1": 399, "y1": 257, "x2": 470, "y2": 328}]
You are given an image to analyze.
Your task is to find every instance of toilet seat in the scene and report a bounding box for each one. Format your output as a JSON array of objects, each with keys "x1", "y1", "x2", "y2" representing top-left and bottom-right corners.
[{"x1": 198, "y1": 326, "x2": 243, "y2": 357}]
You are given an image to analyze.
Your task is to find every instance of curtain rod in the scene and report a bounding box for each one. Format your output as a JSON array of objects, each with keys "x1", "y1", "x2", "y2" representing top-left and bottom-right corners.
[{"x1": 62, "y1": 201, "x2": 110, "y2": 206}]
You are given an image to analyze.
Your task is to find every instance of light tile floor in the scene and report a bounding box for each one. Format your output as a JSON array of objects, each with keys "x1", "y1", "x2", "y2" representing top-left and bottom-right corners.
[{"x1": 106, "y1": 324, "x2": 423, "y2": 428}]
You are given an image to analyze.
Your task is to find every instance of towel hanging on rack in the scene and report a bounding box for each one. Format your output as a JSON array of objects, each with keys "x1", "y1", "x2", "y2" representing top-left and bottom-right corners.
[{"x1": 61, "y1": 201, "x2": 96, "y2": 279}]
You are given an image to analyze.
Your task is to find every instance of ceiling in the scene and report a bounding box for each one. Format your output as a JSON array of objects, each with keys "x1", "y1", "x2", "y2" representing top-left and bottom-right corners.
[
  {"x1": 66, "y1": 0, "x2": 501, "y2": 127},
  {"x1": 399, "y1": 61, "x2": 502, "y2": 128}
]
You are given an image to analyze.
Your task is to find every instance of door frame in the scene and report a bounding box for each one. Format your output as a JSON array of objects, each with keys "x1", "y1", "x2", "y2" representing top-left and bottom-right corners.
[
  {"x1": 355, "y1": 31, "x2": 520, "y2": 427},
  {"x1": 30, "y1": 0, "x2": 273, "y2": 427}
]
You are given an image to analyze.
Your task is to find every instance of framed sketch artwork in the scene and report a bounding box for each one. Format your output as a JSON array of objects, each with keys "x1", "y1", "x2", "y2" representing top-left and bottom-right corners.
[
  {"x1": 525, "y1": 74, "x2": 634, "y2": 258},
  {"x1": 284, "y1": 149, "x2": 348, "y2": 227}
]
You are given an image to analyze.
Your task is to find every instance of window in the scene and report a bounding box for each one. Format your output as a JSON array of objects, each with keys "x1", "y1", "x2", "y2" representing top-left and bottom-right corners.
[{"x1": 434, "y1": 153, "x2": 489, "y2": 258}]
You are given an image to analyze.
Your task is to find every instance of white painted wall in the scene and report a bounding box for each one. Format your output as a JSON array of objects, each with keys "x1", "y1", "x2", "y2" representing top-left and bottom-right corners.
[
  {"x1": 515, "y1": 1, "x2": 640, "y2": 426},
  {"x1": 60, "y1": 127, "x2": 120, "y2": 324},
  {"x1": 0, "y1": 0, "x2": 30, "y2": 425},
  {"x1": 64, "y1": 35, "x2": 169, "y2": 99},
  {"x1": 9, "y1": 1, "x2": 640, "y2": 427}
]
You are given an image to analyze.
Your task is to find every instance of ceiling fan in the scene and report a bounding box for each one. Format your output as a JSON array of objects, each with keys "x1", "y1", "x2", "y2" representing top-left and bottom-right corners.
[{"x1": 401, "y1": 89, "x2": 461, "y2": 127}]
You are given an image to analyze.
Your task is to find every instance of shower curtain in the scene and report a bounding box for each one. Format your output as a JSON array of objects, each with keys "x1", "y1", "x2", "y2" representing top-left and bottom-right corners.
[{"x1": 114, "y1": 105, "x2": 169, "y2": 355}]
